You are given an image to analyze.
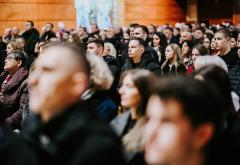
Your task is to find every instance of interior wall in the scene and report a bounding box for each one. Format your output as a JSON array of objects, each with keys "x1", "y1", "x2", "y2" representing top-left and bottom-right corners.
[
  {"x1": 124, "y1": 0, "x2": 186, "y2": 26},
  {"x1": 0, "y1": 0, "x2": 76, "y2": 35}
]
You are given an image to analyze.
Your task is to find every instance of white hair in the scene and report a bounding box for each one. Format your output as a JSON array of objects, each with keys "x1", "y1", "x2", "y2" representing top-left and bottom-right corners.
[
  {"x1": 194, "y1": 55, "x2": 228, "y2": 73},
  {"x1": 104, "y1": 42, "x2": 117, "y2": 58},
  {"x1": 86, "y1": 54, "x2": 113, "y2": 90}
]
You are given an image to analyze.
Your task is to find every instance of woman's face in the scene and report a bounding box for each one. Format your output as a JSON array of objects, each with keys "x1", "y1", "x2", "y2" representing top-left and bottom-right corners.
[
  {"x1": 211, "y1": 38, "x2": 216, "y2": 50},
  {"x1": 165, "y1": 46, "x2": 174, "y2": 60},
  {"x1": 103, "y1": 45, "x2": 111, "y2": 56},
  {"x1": 230, "y1": 37, "x2": 237, "y2": 48},
  {"x1": 68, "y1": 35, "x2": 74, "y2": 42},
  {"x1": 4, "y1": 54, "x2": 20, "y2": 73},
  {"x1": 152, "y1": 34, "x2": 160, "y2": 47},
  {"x1": 181, "y1": 42, "x2": 190, "y2": 56},
  {"x1": 6, "y1": 44, "x2": 14, "y2": 54},
  {"x1": 203, "y1": 37, "x2": 211, "y2": 49},
  {"x1": 119, "y1": 75, "x2": 141, "y2": 109},
  {"x1": 192, "y1": 48, "x2": 200, "y2": 63}
]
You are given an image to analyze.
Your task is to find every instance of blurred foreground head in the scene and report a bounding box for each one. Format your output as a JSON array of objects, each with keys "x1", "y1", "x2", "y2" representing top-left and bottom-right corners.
[
  {"x1": 145, "y1": 76, "x2": 224, "y2": 165},
  {"x1": 29, "y1": 42, "x2": 90, "y2": 122}
]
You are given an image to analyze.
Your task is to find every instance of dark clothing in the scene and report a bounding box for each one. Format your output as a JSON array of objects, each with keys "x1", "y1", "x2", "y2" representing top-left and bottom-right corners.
[
  {"x1": 169, "y1": 36, "x2": 179, "y2": 44},
  {"x1": 161, "y1": 61, "x2": 186, "y2": 76},
  {"x1": 219, "y1": 49, "x2": 238, "y2": 71},
  {"x1": 111, "y1": 111, "x2": 146, "y2": 165},
  {"x1": 83, "y1": 90, "x2": 117, "y2": 122},
  {"x1": 111, "y1": 111, "x2": 132, "y2": 138},
  {"x1": 122, "y1": 51, "x2": 161, "y2": 76},
  {"x1": 40, "y1": 31, "x2": 56, "y2": 41},
  {"x1": 21, "y1": 28, "x2": 40, "y2": 67},
  {"x1": 22, "y1": 100, "x2": 124, "y2": 165},
  {"x1": 0, "y1": 68, "x2": 28, "y2": 129},
  {"x1": 0, "y1": 123, "x2": 38, "y2": 165},
  {"x1": 0, "y1": 42, "x2": 6, "y2": 73},
  {"x1": 103, "y1": 55, "x2": 121, "y2": 105},
  {"x1": 103, "y1": 55, "x2": 121, "y2": 80},
  {"x1": 229, "y1": 59, "x2": 240, "y2": 97}
]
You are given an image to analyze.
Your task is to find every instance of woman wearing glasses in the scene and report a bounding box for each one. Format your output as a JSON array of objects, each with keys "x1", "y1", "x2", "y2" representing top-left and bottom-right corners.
[{"x1": 0, "y1": 50, "x2": 28, "y2": 130}]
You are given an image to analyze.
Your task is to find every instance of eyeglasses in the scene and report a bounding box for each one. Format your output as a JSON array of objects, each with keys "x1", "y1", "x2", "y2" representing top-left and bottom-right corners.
[{"x1": 5, "y1": 56, "x2": 15, "y2": 61}]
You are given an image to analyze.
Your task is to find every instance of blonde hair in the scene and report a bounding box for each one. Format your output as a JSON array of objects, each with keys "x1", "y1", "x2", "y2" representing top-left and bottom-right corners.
[
  {"x1": 7, "y1": 39, "x2": 24, "y2": 52},
  {"x1": 104, "y1": 42, "x2": 117, "y2": 58},
  {"x1": 86, "y1": 54, "x2": 113, "y2": 90},
  {"x1": 194, "y1": 55, "x2": 228, "y2": 73},
  {"x1": 161, "y1": 43, "x2": 183, "y2": 70},
  {"x1": 122, "y1": 117, "x2": 146, "y2": 152}
]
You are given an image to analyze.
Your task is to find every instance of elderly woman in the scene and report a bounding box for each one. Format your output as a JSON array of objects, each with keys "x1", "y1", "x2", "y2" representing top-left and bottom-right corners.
[
  {"x1": 0, "y1": 50, "x2": 28, "y2": 129},
  {"x1": 81, "y1": 54, "x2": 117, "y2": 122}
]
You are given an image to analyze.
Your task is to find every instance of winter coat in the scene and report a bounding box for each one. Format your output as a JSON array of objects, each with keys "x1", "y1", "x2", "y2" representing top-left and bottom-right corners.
[
  {"x1": 0, "y1": 67, "x2": 29, "y2": 129},
  {"x1": 103, "y1": 55, "x2": 121, "y2": 105},
  {"x1": 21, "y1": 28, "x2": 40, "y2": 68},
  {"x1": 229, "y1": 59, "x2": 240, "y2": 98},
  {"x1": 161, "y1": 61, "x2": 186, "y2": 76},
  {"x1": 22, "y1": 100, "x2": 125, "y2": 165},
  {"x1": 111, "y1": 111, "x2": 146, "y2": 165},
  {"x1": 122, "y1": 50, "x2": 161, "y2": 76},
  {"x1": 82, "y1": 90, "x2": 117, "y2": 122}
]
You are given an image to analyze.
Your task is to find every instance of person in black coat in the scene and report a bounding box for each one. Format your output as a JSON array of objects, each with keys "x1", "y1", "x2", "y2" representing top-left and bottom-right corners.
[
  {"x1": 22, "y1": 42, "x2": 124, "y2": 165},
  {"x1": 229, "y1": 53, "x2": 240, "y2": 99},
  {"x1": 0, "y1": 103, "x2": 37, "y2": 165},
  {"x1": 21, "y1": 21, "x2": 40, "y2": 68},
  {"x1": 122, "y1": 38, "x2": 161, "y2": 76},
  {"x1": 87, "y1": 39, "x2": 121, "y2": 105}
]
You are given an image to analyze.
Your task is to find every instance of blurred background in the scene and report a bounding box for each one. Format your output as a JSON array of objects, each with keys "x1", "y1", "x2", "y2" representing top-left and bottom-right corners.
[{"x1": 0, "y1": 0, "x2": 239, "y2": 34}]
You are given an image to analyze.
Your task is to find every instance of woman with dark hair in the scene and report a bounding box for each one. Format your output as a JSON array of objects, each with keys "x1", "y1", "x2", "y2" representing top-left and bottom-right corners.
[
  {"x1": 203, "y1": 33, "x2": 214, "y2": 54},
  {"x1": 181, "y1": 40, "x2": 193, "y2": 68},
  {"x1": 111, "y1": 69, "x2": 156, "y2": 165},
  {"x1": 151, "y1": 32, "x2": 167, "y2": 65},
  {"x1": 0, "y1": 50, "x2": 29, "y2": 130},
  {"x1": 187, "y1": 44, "x2": 208, "y2": 74}
]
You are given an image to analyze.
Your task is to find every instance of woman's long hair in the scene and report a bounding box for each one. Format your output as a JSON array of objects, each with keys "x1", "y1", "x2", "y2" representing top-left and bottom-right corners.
[{"x1": 119, "y1": 69, "x2": 156, "y2": 152}]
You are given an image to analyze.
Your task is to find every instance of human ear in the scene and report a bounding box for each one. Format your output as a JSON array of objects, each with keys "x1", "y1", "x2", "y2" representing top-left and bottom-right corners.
[
  {"x1": 71, "y1": 72, "x2": 88, "y2": 97},
  {"x1": 192, "y1": 123, "x2": 214, "y2": 150},
  {"x1": 16, "y1": 60, "x2": 22, "y2": 68}
]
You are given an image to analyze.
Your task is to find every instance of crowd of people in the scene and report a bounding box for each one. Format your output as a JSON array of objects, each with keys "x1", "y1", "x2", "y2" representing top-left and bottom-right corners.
[{"x1": 0, "y1": 20, "x2": 240, "y2": 165}]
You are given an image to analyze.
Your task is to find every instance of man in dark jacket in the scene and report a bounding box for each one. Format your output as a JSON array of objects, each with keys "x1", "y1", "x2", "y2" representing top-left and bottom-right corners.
[
  {"x1": 122, "y1": 38, "x2": 161, "y2": 76},
  {"x1": 87, "y1": 39, "x2": 121, "y2": 104},
  {"x1": 229, "y1": 47, "x2": 240, "y2": 99},
  {"x1": 23, "y1": 42, "x2": 124, "y2": 165},
  {"x1": 21, "y1": 21, "x2": 40, "y2": 68}
]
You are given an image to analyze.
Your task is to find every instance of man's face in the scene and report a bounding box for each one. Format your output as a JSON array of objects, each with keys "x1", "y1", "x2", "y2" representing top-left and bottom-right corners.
[
  {"x1": 194, "y1": 30, "x2": 204, "y2": 39},
  {"x1": 25, "y1": 22, "x2": 32, "y2": 31},
  {"x1": 180, "y1": 32, "x2": 191, "y2": 43},
  {"x1": 106, "y1": 27, "x2": 115, "y2": 38},
  {"x1": 91, "y1": 24, "x2": 98, "y2": 33},
  {"x1": 12, "y1": 27, "x2": 20, "y2": 36},
  {"x1": 87, "y1": 43, "x2": 103, "y2": 56},
  {"x1": 163, "y1": 29, "x2": 172, "y2": 40},
  {"x1": 128, "y1": 40, "x2": 144, "y2": 61},
  {"x1": 230, "y1": 38, "x2": 237, "y2": 48},
  {"x1": 133, "y1": 27, "x2": 147, "y2": 41},
  {"x1": 29, "y1": 47, "x2": 83, "y2": 120},
  {"x1": 145, "y1": 96, "x2": 196, "y2": 165},
  {"x1": 214, "y1": 32, "x2": 230, "y2": 52}
]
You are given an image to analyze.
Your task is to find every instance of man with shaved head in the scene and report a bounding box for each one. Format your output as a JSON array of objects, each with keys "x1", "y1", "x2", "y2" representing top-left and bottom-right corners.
[{"x1": 24, "y1": 42, "x2": 124, "y2": 165}]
